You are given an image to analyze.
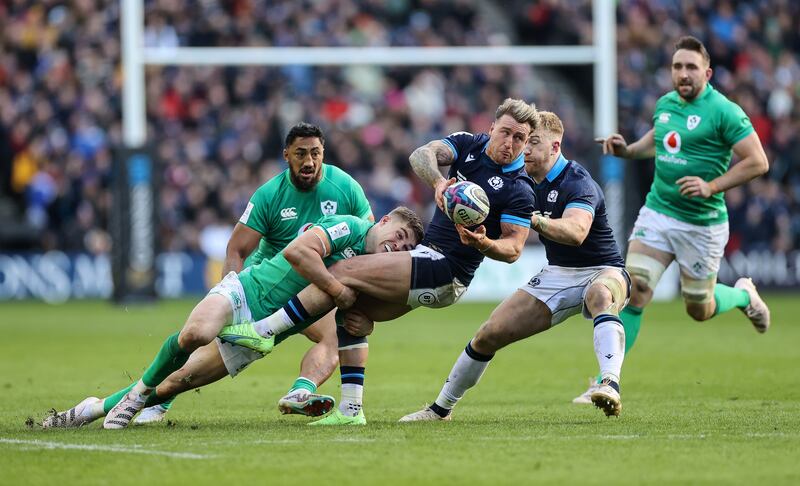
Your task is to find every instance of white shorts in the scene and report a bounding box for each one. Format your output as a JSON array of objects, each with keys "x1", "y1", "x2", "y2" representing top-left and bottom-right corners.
[
  {"x1": 208, "y1": 272, "x2": 263, "y2": 377},
  {"x1": 407, "y1": 245, "x2": 467, "y2": 308},
  {"x1": 630, "y1": 206, "x2": 729, "y2": 280},
  {"x1": 520, "y1": 265, "x2": 629, "y2": 326}
]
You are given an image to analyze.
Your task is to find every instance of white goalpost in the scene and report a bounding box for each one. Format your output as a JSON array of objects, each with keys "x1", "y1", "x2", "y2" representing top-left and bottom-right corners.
[{"x1": 120, "y1": 0, "x2": 622, "y2": 241}]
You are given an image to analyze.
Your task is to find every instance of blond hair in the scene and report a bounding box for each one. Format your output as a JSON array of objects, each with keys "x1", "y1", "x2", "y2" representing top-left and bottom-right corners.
[
  {"x1": 389, "y1": 206, "x2": 425, "y2": 246},
  {"x1": 536, "y1": 111, "x2": 564, "y2": 139},
  {"x1": 495, "y1": 98, "x2": 539, "y2": 129}
]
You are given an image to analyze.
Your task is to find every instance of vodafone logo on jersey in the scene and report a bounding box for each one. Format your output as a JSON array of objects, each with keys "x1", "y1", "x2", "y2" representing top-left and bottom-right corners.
[{"x1": 663, "y1": 131, "x2": 681, "y2": 154}]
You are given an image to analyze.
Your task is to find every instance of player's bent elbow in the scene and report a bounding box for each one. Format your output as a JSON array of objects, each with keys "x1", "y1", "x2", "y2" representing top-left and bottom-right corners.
[{"x1": 283, "y1": 246, "x2": 303, "y2": 266}]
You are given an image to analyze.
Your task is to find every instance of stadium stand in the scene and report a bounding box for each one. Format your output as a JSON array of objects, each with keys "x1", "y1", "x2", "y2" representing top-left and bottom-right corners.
[{"x1": 0, "y1": 0, "x2": 797, "y2": 260}]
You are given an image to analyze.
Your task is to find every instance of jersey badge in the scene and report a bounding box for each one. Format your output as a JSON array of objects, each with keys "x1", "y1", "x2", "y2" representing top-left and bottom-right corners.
[
  {"x1": 662, "y1": 131, "x2": 681, "y2": 154},
  {"x1": 321, "y1": 200, "x2": 338, "y2": 216},
  {"x1": 547, "y1": 190, "x2": 558, "y2": 202},
  {"x1": 686, "y1": 115, "x2": 701, "y2": 130},
  {"x1": 280, "y1": 207, "x2": 298, "y2": 220},
  {"x1": 658, "y1": 113, "x2": 671, "y2": 123},
  {"x1": 488, "y1": 176, "x2": 503, "y2": 190}
]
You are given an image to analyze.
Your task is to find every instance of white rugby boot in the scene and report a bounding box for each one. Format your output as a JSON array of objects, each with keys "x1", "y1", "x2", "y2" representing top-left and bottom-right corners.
[
  {"x1": 735, "y1": 277, "x2": 770, "y2": 333},
  {"x1": 590, "y1": 379, "x2": 622, "y2": 417},
  {"x1": 277, "y1": 390, "x2": 335, "y2": 417},
  {"x1": 572, "y1": 377, "x2": 602, "y2": 404},
  {"x1": 103, "y1": 391, "x2": 147, "y2": 429},
  {"x1": 42, "y1": 397, "x2": 103, "y2": 428},
  {"x1": 133, "y1": 404, "x2": 169, "y2": 425},
  {"x1": 398, "y1": 406, "x2": 452, "y2": 422}
]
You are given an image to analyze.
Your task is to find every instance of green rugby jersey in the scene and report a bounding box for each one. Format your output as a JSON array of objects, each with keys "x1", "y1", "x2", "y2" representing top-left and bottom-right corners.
[
  {"x1": 647, "y1": 84, "x2": 753, "y2": 226},
  {"x1": 239, "y1": 164, "x2": 372, "y2": 266},
  {"x1": 238, "y1": 214, "x2": 373, "y2": 334}
]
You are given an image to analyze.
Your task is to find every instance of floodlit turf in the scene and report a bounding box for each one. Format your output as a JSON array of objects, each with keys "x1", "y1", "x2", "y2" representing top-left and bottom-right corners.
[{"x1": 1, "y1": 297, "x2": 799, "y2": 485}]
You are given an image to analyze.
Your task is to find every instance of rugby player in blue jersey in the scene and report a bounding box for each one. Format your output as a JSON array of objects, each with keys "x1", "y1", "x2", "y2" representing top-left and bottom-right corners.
[
  {"x1": 219, "y1": 98, "x2": 539, "y2": 425},
  {"x1": 400, "y1": 111, "x2": 631, "y2": 420}
]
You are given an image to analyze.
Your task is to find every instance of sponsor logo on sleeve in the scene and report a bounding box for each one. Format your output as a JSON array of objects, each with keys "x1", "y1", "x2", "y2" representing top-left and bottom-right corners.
[
  {"x1": 326, "y1": 222, "x2": 351, "y2": 241},
  {"x1": 240, "y1": 202, "x2": 254, "y2": 224}
]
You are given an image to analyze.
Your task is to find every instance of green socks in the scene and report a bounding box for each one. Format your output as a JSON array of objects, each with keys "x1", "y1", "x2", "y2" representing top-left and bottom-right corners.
[
  {"x1": 103, "y1": 382, "x2": 135, "y2": 413},
  {"x1": 713, "y1": 283, "x2": 750, "y2": 316},
  {"x1": 101, "y1": 332, "x2": 190, "y2": 413},
  {"x1": 620, "y1": 305, "x2": 643, "y2": 354},
  {"x1": 141, "y1": 332, "x2": 191, "y2": 388},
  {"x1": 102, "y1": 384, "x2": 175, "y2": 413},
  {"x1": 289, "y1": 377, "x2": 317, "y2": 394}
]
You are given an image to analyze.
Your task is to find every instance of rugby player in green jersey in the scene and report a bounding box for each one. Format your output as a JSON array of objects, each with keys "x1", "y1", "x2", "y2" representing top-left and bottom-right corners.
[
  {"x1": 133, "y1": 122, "x2": 374, "y2": 424},
  {"x1": 575, "y1": 36, "x2": 771, "y2": 403},
  {"x1": 41, "y1": 208, "x2": 422, "y2": 429}
]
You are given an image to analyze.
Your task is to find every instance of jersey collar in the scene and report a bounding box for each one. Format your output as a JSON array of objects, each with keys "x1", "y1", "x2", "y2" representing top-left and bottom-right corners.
[
  {"x1": 677, "y1": 83, "x2": 714, "y2": 105},
  {"x1": 481, "y1": 141, "x2": 525, "y2": 173},
  {"x1": 544, "y1": 154, "x2": 568, "y2": 182}
]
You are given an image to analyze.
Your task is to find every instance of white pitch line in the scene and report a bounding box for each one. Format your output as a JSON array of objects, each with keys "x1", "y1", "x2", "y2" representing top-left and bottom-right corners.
[{"x1": 0, "y1": 438, "x2": 212, "y2": 460}]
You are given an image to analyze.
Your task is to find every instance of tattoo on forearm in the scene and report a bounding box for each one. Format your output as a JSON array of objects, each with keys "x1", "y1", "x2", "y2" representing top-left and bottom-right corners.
[{"x1": 410, "y1": 147, "x2": 445, "y2": 186}]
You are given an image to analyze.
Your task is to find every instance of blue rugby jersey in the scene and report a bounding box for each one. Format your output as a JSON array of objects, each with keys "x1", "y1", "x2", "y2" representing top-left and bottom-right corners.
[
  {"x1": 423, "y1": 132, "x2": 535, "y2": 285},
  {"x1": 532, "y1": 154, "x2": 624, "y2": 268}
]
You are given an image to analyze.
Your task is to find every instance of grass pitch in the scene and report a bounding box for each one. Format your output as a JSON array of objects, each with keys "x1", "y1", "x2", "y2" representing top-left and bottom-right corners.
[{"x1": 1, "y1": 296, "x2": 799, "y2": 485}]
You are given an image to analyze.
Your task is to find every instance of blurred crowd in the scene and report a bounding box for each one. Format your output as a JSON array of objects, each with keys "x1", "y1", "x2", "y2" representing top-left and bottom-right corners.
[{"x1": 0, "y1": 0, "x2": 798, "y2": 257}]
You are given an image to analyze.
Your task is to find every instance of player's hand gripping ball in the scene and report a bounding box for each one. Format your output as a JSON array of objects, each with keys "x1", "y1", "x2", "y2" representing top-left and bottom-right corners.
[{"x1": 443, "y1": 181, "x2": 490, "y2": 226}]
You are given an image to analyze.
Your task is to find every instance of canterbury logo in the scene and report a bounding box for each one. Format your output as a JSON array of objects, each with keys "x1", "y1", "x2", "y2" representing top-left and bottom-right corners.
[{"x1": 280, "y1": 207, "x2": 298, "y2": 219}]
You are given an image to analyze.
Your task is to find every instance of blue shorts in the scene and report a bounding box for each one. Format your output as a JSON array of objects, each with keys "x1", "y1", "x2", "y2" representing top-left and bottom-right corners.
[{"x1": 408, "y1": 245, "x2": 467, "y2": 308}]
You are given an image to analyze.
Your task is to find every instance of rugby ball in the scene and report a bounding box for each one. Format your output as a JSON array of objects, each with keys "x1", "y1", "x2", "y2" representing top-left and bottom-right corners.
[{"x1": 443, "y1": 181, "x2": 490, "y2": 226}]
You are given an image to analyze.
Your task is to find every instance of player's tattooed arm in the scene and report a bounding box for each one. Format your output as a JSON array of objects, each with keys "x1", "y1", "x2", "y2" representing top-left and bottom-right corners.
[
  {"x1": 410, "y1": 140, "x2": 456, "y2": 209},
  {"x1": 410, "y1": 140, "x2": 454, "y2": 185}
]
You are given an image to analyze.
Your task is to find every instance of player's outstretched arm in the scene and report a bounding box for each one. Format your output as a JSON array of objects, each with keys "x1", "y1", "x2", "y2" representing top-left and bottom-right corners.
[
  {"x1": 410, "y1": 140, "x2": 456, "y2": 210},
  {"x1": 283, "y1": 227, "x2": 357, "y2": 309},
  {"x1": 594, "y1": 128, "x2": 655, "y2": 159},
  {"x1": 531, "y1": 208, "x2": 593, "y2": 246},
  {"x1": 456, "y1": 221, "x2": 529, "y2": 263},
  {"x1": 222, "y1": 223, "x2": 263, "y2": 275}
]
